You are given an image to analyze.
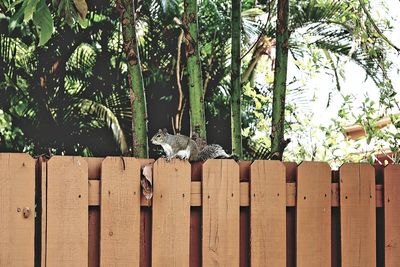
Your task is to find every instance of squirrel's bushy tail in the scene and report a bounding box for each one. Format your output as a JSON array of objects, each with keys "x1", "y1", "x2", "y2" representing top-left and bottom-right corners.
[{"x1": 197, "y1": 144, "x2": 232, "y2": 161}]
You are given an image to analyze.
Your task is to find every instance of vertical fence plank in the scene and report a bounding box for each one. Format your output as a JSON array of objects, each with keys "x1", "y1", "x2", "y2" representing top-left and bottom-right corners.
[
  {"x1": 202, "y1": 159, "x2": 240, "y2": 266},
  {"x1": 250, "y1": 160, "x2": 286, "y2": 266},
  {"x1": 0, "y1": 153, "x2": 35, "y2": 267},
  {"x1": 46, "y1": 156, "x2": 88, "y2": 266},
  {"x1": 296, "y1": 162, "x2": 331, "y2": 267},
  {"x1": 100, "y1": 157, "x2": 141, "y2": 266},
  {"x1": 340, "y1": 163, "x2": 376, "y2": 267},
  {"x1": 384, "y1": 165, "x2": 400, "y2": 267},
  {"x1": 151, "y1": 159, "x2": 191, "y2": 266}
]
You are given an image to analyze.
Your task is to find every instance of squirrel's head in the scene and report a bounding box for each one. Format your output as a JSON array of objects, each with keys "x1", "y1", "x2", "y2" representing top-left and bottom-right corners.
[{"x1": 151, "y1": 128, "x2": 168, "y2": 145}]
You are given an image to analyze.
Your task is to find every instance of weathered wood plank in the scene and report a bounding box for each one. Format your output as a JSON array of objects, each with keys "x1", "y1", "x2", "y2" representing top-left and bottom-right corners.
[
  {"x1": 88, "y1": 180, "x2": 383, "y2": 207},
  {"x1": 46, "y1": 156, "x2": 88, "y2": 267},
  {"x1": 340, "y1": 163, "x2": 376, "y2": 267},
  {"x1": 100, "y1": 157, "x2": 141, "y2": 266},
  {"x1": 384, "y1": 164, "x2": 400, "y2": 267},
  {"x1": 296, "y1": 162, "x2": 331, "y2": 267},
  {"x1": 250, "y1": 160, "x2": 286, "y2": 267},
  {"x1": 0, "y1": 153, "x2": 35, "y2": 267},
  {"x1": 202, "y1": 160, "x2": 240, "y2": 266},
  {"x1": 89, "y1": 183, "x2": 384, "y2": 209},
  {"x1": 152, "y1": 159, "x2": 191, "y2": 266}
]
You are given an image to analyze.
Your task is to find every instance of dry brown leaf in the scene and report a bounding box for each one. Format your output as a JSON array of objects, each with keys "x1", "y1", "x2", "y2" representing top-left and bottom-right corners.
[
  {"x1": 141, "y1": 164, "x2": 153, "y2": 201},
  {"x1": 73, "y1": 0, "x2": 88, "y2": 19}
]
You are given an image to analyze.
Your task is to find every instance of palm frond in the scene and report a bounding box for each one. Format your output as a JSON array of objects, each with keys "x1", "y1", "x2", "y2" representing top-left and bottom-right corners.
[{"x1": 75, "y1": 98, "x2": 129, "y2": 154}]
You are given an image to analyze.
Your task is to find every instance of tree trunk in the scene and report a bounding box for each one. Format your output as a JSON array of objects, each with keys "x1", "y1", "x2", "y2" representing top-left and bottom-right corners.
[
  {"x1": 270, "y1": 0, "x2": 289, "y2": 160},
  {"x1": 183, "y1": 0, "x2": 207, "y2": 141},
  {"x1": 117, "y1": 0, "x2": 149, "y2": 157},
  {"x1": 231, "y1": 0, "x2": 242, "y2": 158}
]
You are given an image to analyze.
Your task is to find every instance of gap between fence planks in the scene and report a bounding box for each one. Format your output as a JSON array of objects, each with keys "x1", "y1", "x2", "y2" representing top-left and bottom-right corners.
[{"x1": 88, "y1": 180, "x2": 384, "y2": 207}]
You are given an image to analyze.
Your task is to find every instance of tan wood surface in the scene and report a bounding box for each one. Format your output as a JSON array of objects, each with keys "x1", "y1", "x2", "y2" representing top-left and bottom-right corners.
[
  {"x1": 46, "y1": 156, "x2": 88, "y2": 266},
  {"x1": 250, "y1": 160, "x2": 286, "y2": 267},
  {"x1": 100, "y1": 157, "x2": 141, "y2": 266},
  {"x1": 0, "y1": 153, "x2": 35, "y2": 267},
  {"x1": 296, "y1": 161, "x2": 331, "y2": 267},
  {"x1": 384, "y1": 164, "x2": 400, "y2": 267},
  {"x1": 202, "y1": 159, "x2": 240, "y2": 266},
  {"x1": 340, "y1": 163, "x2": 376, "y2": 267},
  {"x1": 151, "y1": 159, "x2": 191, "y2": 266},
  {"x1": 87, "y1": 180, "x2": 383, "y2": 207}
]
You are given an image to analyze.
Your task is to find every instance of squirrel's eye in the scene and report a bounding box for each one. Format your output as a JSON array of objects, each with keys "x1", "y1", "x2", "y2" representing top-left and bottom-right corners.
[{"x1": 156, "y1": 134, "x2": 161, "y2": 137}]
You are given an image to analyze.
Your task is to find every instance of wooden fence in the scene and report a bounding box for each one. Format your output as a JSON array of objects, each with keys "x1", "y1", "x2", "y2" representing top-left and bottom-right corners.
[{"x1": 0, "y1": 153, "x2": 399, "y2": 267}]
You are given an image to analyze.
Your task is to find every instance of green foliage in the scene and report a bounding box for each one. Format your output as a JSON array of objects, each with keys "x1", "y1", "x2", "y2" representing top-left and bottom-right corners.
[
  {"x1": 9, "y1": 0, "x2": 54, "y2": 45},
  {"x1": 0, "y1": 0, "x2": 398, "y2": 163},
  {"x1": 0, "y1": 6, "x2": 131, "y2": 155}
]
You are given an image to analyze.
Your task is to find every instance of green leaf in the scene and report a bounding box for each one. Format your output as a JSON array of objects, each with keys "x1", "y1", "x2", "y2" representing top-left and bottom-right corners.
[
  {"x1": 77, "y1": 16, "x2": 89, "y2": 28},
  {"x1": 9, "y1": 4, "x2": 24, "y2": 31},
  {"x1": 23, "y1": 0, "x2": 40, "y2": 22},
  {"x1": 32, "y1": 0, "x2": 54, "y2": 46}
]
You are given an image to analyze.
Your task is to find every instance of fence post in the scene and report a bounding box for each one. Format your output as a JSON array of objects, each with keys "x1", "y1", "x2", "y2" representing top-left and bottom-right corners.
[
  {"x1": 340, "y1": 163, "x2": 376, "y2": 267},
  {"x1": 384, "y1": 164, "x2": 400, "y2": 267},
  {"x1": 45, "y1": 156, "x2": 88, "y2": 266},
  {"x1": 0, "y1": 153, "x2": 35, "y2": 267},
  {"x1": 100, "y1": 157, "x2": 141, "y2": 266},
  {"x1": 152, "y1": 158, "x2": 191, "y2": 266},
  {"x1": 250, "y1": 160, "x2": 286, "y2": 267},
  {"x1": 202, "y1": 159, "x2": 240, "y2": 266},
  {"x1": 296, "y1": 161, "x2": 331, "y2": 267}
]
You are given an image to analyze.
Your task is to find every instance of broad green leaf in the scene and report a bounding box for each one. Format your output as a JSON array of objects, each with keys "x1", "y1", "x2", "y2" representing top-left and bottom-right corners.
[
  {"x1": 9, "y1": 4, "x2": 24, "y2": 31},
  {"x1": 32, "y1": 0, "x2": 54, "y2": 46},
  {"x1": 23, "y1": 0, "x2": 39, "y2": 22},
  {"x1": 77, "y1": 16, "x2": 89, "y2": 28}
]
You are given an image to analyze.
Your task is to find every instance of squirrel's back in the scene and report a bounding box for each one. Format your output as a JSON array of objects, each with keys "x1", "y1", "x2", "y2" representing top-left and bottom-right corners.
[{"x1": 197, "y1": 144, "x2": 231, "y2": 161}]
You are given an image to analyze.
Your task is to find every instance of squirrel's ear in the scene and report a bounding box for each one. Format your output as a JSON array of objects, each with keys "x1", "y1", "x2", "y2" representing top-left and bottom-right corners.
[
  {"x1": 158, "y1": 129, "x2": 162, "y2": 133},
  {"x1": 162, "y1": 128, "x2": 168, "y2": 133}
]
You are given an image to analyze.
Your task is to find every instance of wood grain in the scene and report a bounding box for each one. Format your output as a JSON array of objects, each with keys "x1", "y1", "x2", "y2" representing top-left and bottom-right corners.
[
  {"x1": 0, "y1": 153, "x2": 35, "y2": 267},
  {"x1": 384, "y1": 164, "x2": 400, "y2": 267},
  {"x1": 46, "y1": 156, "x2": 88, "y2": 267},
  {"x1": 340, "y1": 163, "x2": 376, "y2": 267},
  {"x1": 202, "y1": 160, "x2": 240, "y2": 266},
  {"x1": 250, "y1": 160, "x2": 286, "y2": 267},
  {"x1": 87, "y1": 181, "x2": 384, "y2": 207},
  {"x1": 296, "y1": 161, "x2": 331, "y2": 267},
  {"x1": 151, "y1": 159, "x2": 191, "y2": 266},
  {"x1": 100, "y1": 157, "x2": 141, "y2": 266}
]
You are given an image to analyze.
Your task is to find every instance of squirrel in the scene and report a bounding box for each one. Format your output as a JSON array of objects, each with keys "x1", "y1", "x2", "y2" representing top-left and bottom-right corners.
[{"x1": 151, "y1": 129, "x2": 231, "y2": 162}]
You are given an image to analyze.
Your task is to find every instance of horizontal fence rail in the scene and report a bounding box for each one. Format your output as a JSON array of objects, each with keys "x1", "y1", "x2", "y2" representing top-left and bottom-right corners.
[{"x1": 0, "y1": 153, "x2": 399, "y2": 267}]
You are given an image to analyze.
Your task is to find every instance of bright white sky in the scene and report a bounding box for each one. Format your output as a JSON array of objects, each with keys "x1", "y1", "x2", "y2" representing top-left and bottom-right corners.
[
  {"x1": 296, "y1": 0, "x2": 400, "y2": 127},
  {"x1": 280, "y1": 0, "x2": 400, "y2": 165}
]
